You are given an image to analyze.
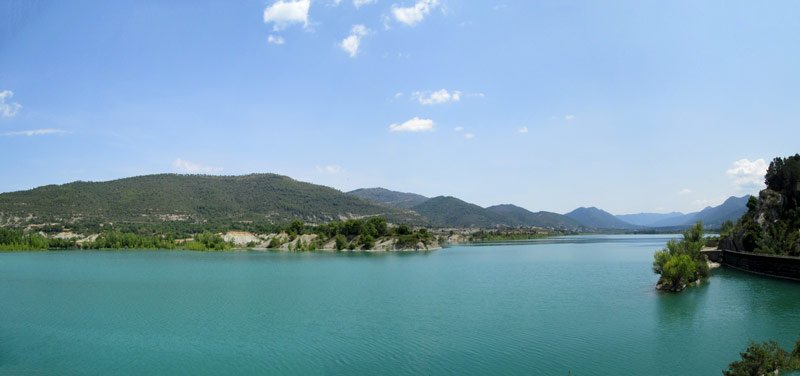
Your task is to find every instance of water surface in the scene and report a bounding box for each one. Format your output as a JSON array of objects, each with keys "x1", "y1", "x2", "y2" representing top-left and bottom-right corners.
[{"x1": 2, "y1": 235, "x2": 800, "y2": 375}]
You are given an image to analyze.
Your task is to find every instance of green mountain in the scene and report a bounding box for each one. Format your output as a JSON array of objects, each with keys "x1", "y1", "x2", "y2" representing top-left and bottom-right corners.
[
  {"x1": 0, "y1": 174, "x2": 420, "y2": 229},
  {"x1": 411, "y1": 196, "x2": 506, "y2": 228},
  {"x1": 485, "y1": 204, "x2": 581, "y2": 229},
  {"x1": 565, "y1": 207, "x2": 640, "y2": 230},
  {"x1": 347, "y1": 188, "x2": 429, "y2": 209}
]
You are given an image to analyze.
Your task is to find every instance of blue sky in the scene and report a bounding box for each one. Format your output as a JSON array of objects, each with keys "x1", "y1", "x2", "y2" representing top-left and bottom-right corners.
[{"x1": 1, "y1": 0, "x2": 798, "y2": 214}]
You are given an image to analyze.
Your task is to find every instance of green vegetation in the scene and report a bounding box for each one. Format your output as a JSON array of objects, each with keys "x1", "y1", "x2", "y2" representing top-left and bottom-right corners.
[
  {"x1": 468, "y1": 229, "x2": 554, "y2": 242},
  {"x1": 275, "y1": 217, "x2": 435, "y2": 251},
  {"x1": 0, "y1": 215, "x2": 436, "y2": 252},
  {"x1": 0, "y1": 173, "x2": 420, "y2": 233},
  {"x1": 347, "y1": 187, "x2": 430, "y2": 209},
  {"x1": 652, "y1": 222, "x2": 710, "y2": 292},
  {"x1": 0, "y1": 228, "x2": 54, "y2": 251},
  {"x1": 721, "y1": 154, "x2": 800, "y2": 255},
  {"x1": 0, "y1": 228, "x2": 232, "y2": 251},
  {"x1": 724, "y1": 337, "x2": 800, "y2": 376}
]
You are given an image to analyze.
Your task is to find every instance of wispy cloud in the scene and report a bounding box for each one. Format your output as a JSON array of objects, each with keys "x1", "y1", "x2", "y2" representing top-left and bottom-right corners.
[
  {"x1": 726, "y1": 158, "x2": 767, "y2": 191},
  {"x1": 518, "y1": 126, "x2": 528, "y2": 134},
  {"x1": 0, "y1": 90, "x2": 22, "y2": 118},
  {"x1": 263, "y1": 0, "x2": 311, "y2": 31},
  {"x1": 392, "y1": 0, "x2": 439, "y2": 26},
  {"x1": 412, "y1": 89, "x2": 461, "y2": 105},
  {"x1": 389, "y1": 117, "x2": 435, "y2": 132},
  {"x1": 267, "y1": 34, "x2": 285, "y2": 45},
  {"x1": 172, "y1": 158, "x2": 223, "y2": 174},
  {"x1": 464, "y1": 132, "x2": 475, "y2": 139},
  {"x1": 353, "y1": 0, "x2": 376, "y2": 8},
  {"x1": 1, "y1": 128, "x2": 67, "y2": 137},
  {"x1": 340, "y1": 24, "x2": 370, "y2": 58},
  {"x1": 454, "y1": 126, "x2": 464, "y2": 132},
  {"x1": 678, "y1": 188, "x2": 692, "y2": 195},
  {"x1": 564, "y1": 114, "x2": 576, "y2": 121},
  {"x1": 316, "y1": 164, "x2": 343, "y2": 174}
]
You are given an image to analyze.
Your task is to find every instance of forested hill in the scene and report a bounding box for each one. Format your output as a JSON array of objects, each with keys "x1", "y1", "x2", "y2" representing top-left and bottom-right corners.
[
  {"x1": 0, "y1": 174, "x2": 420, "y2": 229},
  {"x1": 347, "y1": 188, "x2": 429, "y2": 209}
]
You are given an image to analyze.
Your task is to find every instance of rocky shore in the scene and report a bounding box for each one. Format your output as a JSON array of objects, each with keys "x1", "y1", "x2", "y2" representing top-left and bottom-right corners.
[{"x1": 222, "y1": 231, "x2": 441, "y2": 252}]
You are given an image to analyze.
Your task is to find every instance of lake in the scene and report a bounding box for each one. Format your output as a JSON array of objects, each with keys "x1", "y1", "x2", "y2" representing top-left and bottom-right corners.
[{"x1": 2, "y1": 234, "x2": 800, "y2": 375}]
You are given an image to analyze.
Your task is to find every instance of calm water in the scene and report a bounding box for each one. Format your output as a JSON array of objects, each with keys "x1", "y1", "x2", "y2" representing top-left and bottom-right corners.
[{"x1": 2, "y1": 235, "x2": 800, "y2": 375}]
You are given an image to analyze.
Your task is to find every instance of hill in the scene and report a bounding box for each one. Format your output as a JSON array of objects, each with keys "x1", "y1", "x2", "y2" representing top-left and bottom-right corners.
[
  {"x1": 565, "y1": 207, "x2": 640, "y2": 230},
  {"x1": 411, "y1": 196, "x2": 506, "y2": 228},
  {"x1": 347, "y1": 188, "x2": 429, "y2": 209},
  {"x1": 0, "y1": 174, "x2": 420, "y2": 229},
  {"x1": 485, "y1": 204, "x2": 581, "y2": 229}
]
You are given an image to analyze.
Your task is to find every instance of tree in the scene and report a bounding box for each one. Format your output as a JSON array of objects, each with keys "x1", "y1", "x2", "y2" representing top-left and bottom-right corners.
[
  {"x1": 287, "y1": 220, "x2": 305, "y2": 236},
  {"x1": 724, "y1": 341, "x2": 795, "y2": 376},
  {"x1": 366, "y1": 217, "x2": 388, "y2": 237},
  {"x1": 334, "y1": 234, "x2": 348, "y2": 251},
  {"x1": 396, "y1": 224, "x2": 412, "y2": 235},
  {"x1": 360, "y1": 234, "x2": 375, "y2": 250},
  {"x1": 652, "y1": 222, "x2": 709, "y2": 291}
]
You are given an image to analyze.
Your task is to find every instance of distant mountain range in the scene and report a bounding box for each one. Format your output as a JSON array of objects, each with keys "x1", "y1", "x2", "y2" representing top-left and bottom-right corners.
[
  {"x1": 635, "y1": 196, "x2": 750, "y2": 228},
  {"x1": 346, "y1": 189, "x2": 583, "y2": 229},
  {"x1": 562, "y1": 196, "x2": 750, "y2": 230},
  {"x1": 565, "y1": 207, "x2": 642, "y2": 230},
  {"x1": 615, "y1": 212, "x2": 685, "y2": 227},
  {"x1": 0, "y1": 174, "x2": 750, "y2": 232}
]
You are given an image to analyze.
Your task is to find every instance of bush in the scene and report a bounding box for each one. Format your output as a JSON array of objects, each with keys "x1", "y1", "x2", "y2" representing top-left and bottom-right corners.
[{"x1": 268, "y1": 237, "x2": 282, "y2": 249}]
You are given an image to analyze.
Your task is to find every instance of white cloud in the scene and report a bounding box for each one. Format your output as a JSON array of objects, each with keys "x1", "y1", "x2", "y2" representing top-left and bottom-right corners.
[
  {"x1": 263, "y1": 0, "x2": 311, "y2": 31},
  {"x1": 678, "y1": 188, "x2": 692, "y2": 195},
  {"x1": 354, "y1": 0, "x2": 376, "y2": 8},
  {"x1": 173, "y1": 158, "x2": 223, "y2": 174},
  {"x1": 1, "y1": 128, "x2": 67, "y2": 137},
  {"x1": 388, "y1": 117, "x2": 435, "y2": 132},
  {"x1": 267, "y1": 34, "x2": 285, "y2": 45},
  {"x1": 392, "y1": 0, "x2": 439, "y2": 26},
  {"x1": 726, "y1": 158, "x2": 768, "y2": 191},
  {"x1": 316, "y1": 165, "x2": 343, "y2": 174},
  {"x1": 464, "y1": 132, "x2": 475, "y2": 139},
  {"x1": 564, "y1": 114, "x2": 576, "y2": 121},
  {"x1": 0, "y1": 90, "x2": 22, "y2": 118},
  {"x1": 518, "y1": 126, "x2": 528, "y2": 134},
  {"x1": 340, "y1": 24, "x2": 370, "y2": 58},
  {"x1": 454, "y1": 126, "x2": 464, "y2": 132},
  {"x1": 412, "y1": 89, "x2": 461, "y2": 105}
]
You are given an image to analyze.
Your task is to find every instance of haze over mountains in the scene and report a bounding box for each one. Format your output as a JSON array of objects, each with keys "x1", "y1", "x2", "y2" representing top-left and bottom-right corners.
[
  {"x1": 0, "y1": 174, "x2": 749, "y2": 231},
  {"x1": 347, "y1": 187, "x2": 749, "y2": 230}
]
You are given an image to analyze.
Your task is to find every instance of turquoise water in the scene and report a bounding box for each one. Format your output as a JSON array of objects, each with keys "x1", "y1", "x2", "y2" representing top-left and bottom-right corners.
[{"x1": 2, "y1": 235, "x2": 800, "y2": 375}]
